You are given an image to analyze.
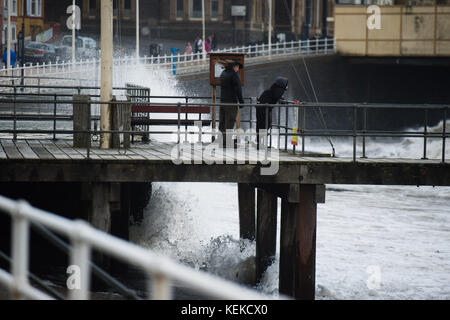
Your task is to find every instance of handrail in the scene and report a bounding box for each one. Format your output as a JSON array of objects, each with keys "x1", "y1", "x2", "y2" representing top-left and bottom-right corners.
[
  {"x1": 0, "y1": 38, "x2": 336, "y2": 75},
  {"x1": 0, "y1": 195, "x2": 273, "y2": 300},
  {"x1": 30, "y1": 222, "x2": 142, "y2": 300},
  {"x1": 0, "y1": 96, "x2": 448, "y2": 162},
  {"x1": 0, "y1": 38, "x2": 335, "y2": 92},
  {"x1": 0, "y1": 249, "x2": 66, "y2": 299}
]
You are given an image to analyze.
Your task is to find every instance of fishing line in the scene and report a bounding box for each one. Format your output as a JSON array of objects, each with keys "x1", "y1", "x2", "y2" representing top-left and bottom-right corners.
[
  {"x1": 301, "y1": 56, "x2": 335, "y2": 157},
  {"x1": 280, "y1": 1, "x2": 336, "y2": 157}
]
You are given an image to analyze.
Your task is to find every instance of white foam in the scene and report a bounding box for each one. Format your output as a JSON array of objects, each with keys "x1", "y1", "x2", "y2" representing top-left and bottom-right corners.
[{"x1": 123, "y1": 65, "x2": 450, "y2": 299}]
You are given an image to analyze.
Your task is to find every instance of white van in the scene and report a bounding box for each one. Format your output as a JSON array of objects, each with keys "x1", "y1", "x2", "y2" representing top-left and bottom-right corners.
[{"x1": 60, "y1": 35, "x2": 100, "y2": 60}]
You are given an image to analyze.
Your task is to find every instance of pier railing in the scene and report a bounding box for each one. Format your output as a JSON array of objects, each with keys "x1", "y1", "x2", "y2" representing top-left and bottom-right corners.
[
  {"x1": 0, "y1": 38, "x2": 336, "y2": 87},
  {"x1": 0, "y1": 194, "x2": 271, "y2": 300},
  {"x1": 0, "y1": 91, "x2": 448, "y2": 162}
]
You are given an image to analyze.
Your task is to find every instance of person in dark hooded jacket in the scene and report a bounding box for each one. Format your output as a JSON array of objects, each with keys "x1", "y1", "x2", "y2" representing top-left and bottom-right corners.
[
  {"x1": 256, "y1": 77, "x2": 288, "y2": 148},
  {"x1": 219, "y1": 61, "x2": 244, "y2": 147}
]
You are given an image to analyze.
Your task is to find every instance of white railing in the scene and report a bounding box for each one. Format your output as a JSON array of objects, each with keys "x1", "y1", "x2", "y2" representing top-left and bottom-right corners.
[
  {"x1": 0, "y1": 38, "x2": 336, "y2": 88},
  {"x1": 0, "y1": 194, "x2": 276, "y2": 300}
]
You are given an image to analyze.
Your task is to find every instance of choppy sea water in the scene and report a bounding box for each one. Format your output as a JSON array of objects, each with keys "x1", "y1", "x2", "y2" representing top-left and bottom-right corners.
[
  {"x1": 129, "y1": 133, "x2": 449, "y2": 299},
  {"x1": 118, "y1": 63, "x2": 450, "y2": 299},
  {"x1": 2, "y1": 62, "x2": 448, "y2": 299}
]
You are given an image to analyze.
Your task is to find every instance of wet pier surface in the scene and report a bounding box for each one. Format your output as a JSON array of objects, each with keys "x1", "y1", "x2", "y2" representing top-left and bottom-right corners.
[{"x1": 0, "y1": 138, "x2": 448, "y2": 186}]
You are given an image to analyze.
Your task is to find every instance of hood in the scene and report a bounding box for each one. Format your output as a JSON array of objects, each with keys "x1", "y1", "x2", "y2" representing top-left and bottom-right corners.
[{"x1": 274, "y1": 77, "x2": 288, "y2": 90}]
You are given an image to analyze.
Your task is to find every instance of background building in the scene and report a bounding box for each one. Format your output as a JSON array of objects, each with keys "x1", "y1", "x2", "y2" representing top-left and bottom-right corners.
[
  {"x1": 334, "y1": 0, "x2": 450, "y2": 56},
  {"x1": 0, "y1": 0, "x2": 58, "y2": 51},
  {"x1": 44, "y1": 0, "x2": 334, "y2": 47}
]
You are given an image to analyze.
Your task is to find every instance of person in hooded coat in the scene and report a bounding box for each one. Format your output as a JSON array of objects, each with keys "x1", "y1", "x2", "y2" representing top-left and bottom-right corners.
[
  {"x1": 256, "y1": 77, "x2": 288, "y2": 148},
  {"x1": 219, "y1": 61, "x2": 244, "y2": 147}
]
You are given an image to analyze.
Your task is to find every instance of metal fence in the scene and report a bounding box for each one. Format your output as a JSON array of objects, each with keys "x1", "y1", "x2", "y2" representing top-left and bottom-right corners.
[
  {"x1": 0, "y1": 90, "x2": 448, "y2": 163},
  {"x1": 0, "y1": 38, "x2": 336, "y2": 87},
  {"x1": 0, "y1": 194, "x2": 272, "y2": 300}
]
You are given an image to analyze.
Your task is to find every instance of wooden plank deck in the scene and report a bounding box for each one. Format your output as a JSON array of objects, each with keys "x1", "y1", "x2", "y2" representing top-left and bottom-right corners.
[
  {"x1": 0, "y1": 138, "x2": 448, "y2": 186},
  {"x1": 0, "y1": 138, "x2": 445, "y2": 164}
]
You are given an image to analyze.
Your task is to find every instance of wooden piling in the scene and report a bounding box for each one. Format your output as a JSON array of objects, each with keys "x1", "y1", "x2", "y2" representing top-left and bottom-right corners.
[
  {"x1": 256, "y1": 187, "x2": 278, "y2": 282},
  {"x1": 111, "y1": 183, "x2": 130, "y2": 274},
  {"x1": 82, "y1": 182, "x2": 112, "y2": 272},
  {"x1": 295, "y1": 184, "x2": 317, "y2": 300},
  {"x1": 237, "y1": 183, "x2": 255, "y2": 240},
  {"x1": 111, "y1": 183, "x2": 128, "y2": 240},
  {"x1": 89, "y1": 182, "x2": 111, "y2": 234},
  {"x1": 279, "y1": 199, "x2": 296, "y2": 296}
]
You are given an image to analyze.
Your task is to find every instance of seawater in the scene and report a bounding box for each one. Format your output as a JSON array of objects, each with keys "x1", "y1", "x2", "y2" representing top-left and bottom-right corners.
[{"x1": 118, "y1": 63, "x2": 450, "y2": 299}]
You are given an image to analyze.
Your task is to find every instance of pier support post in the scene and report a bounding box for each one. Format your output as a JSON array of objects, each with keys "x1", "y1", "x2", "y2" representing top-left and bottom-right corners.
[
  {"x1": 279, "y1": 198, "x2": 296, "y2": 296},
  {"x1": 279, "y1": 184, "x2": 325, "y2": 300},
  {"x1": 295, "y1": 184, "x2": 318, "y2": 300},
  {"x1": 88, "y1": 182, "x2": 111, "y2": 234},
  {"x1": 110, "y1": 183, "x2": 127, "y2": 239},
  {"x1": 238, "y1": 183, "x2": 255, "y2": 240},
  {"x1": 256, "y1": 187, "x2": 278, "y2": 282},
  {"x1": 82, "y1": 182, "x2": 112, "y2": 272}
]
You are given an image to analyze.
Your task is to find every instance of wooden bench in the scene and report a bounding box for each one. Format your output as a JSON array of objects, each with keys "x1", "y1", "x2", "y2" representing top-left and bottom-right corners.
[{"x1": 131, "y1": 104, "x2": 212, "y2": 142}]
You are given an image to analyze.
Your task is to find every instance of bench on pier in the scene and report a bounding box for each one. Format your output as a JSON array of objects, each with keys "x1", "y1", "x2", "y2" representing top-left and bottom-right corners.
[{"x1": 131, "y1": 104, "x2": 211, "y2": 142}]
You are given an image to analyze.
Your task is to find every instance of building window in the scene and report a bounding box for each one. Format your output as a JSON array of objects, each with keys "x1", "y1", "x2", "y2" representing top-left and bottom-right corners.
[
  {"x1": 88, "y1": 0, "x2": 97, "y2": 16},
  {"x1": 189, "y1": 0, "x2": 202, "y2": 19},
  {"x1": 210, "y1": 0, "x2": 218, "y2": 20},
  {"x1": 124, "y1": 0, "x2": 131, "y2": 17},
  {"x1": 113, "y1": 0, "x2": 118, "y2": 17},
  {"x1": 176, "y1": 0, "x2": 184, "y2": 19},
  {"x1": 27, "y1": 0, "x2": 42, "y2": 17},
  {"x1": 3, "y1": 0, "x2": 18, "y2": 16},
  {"x1": 2, "y1": 23, "x2": 17, "y2": 44}
]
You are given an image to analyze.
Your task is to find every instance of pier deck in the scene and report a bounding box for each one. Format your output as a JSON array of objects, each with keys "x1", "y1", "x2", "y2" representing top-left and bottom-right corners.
[{"x1": 0, "y1": 138, "x2": 448, "y2": 186}]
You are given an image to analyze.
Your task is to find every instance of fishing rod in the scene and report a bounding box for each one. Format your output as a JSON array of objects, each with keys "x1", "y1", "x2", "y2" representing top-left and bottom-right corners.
[{"x1": 282, "y1": 0, "x2": 336, "y2": 157}]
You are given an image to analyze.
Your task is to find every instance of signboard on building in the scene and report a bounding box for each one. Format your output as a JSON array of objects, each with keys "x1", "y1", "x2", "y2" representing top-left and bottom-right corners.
[
  {"x1": 231, "y1": 6, "x2": 246, "y2": 17},
  {"x1": 36, "y1": 28, "x2": 54, "y2": 43}
]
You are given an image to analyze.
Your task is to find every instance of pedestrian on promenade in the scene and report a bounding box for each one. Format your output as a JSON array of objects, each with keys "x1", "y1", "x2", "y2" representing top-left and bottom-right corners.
[
  {"x1": 194, "y1": 36, "x2": 203, "y2": 59},
  {"x1": 2, "y1": 49, "x2": 16, "y2": 68},
  {"x1": 205, "y1": 36, "x2": 211, "y2": 53},
  {"x1": 211, "y1": 34, "x2": 217, "y2": 50},
  {"x1": 185, "y1": 42, "x2": 192, "y2": 54}
]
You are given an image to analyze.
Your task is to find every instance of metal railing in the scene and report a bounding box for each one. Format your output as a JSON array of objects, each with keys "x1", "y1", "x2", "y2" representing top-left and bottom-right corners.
[
  {"x1": 0, "y1": 194, "x2": 272, "y2": 300},
  {"x1": 0, "y1": 94, "x2": 448, "y2": 163},
  {"x1": 0, "y1": 38, "x2": 336, "y2": 86}
]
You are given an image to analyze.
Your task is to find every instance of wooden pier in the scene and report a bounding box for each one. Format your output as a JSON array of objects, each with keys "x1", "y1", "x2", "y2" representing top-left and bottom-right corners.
[{"x1": 0, "y1": 138, "x2": 449, "y2": 299}]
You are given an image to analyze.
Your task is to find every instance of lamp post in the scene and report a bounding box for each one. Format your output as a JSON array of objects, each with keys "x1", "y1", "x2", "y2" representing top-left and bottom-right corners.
[
  {"x1": 72, "y1": 0, "x2": 76, "y2": 63},
  {"x1": 100, "y1": 0, "x2": 113, "y2": 149},
  {"x1": 136, "y1": 0, "x2": 139, "y2": 60},
  {"x1": 268, "y1": 0, "x2": 272, "y2": 56},
  {"x1": 202, "y1": 0, "x2": 205, "y2": 60},
  {"x1": 7, "y1": 0, "x2": 11, "y2": 69}
]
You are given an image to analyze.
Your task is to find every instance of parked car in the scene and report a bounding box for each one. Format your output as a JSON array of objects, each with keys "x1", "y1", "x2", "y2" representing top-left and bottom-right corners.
[
  {"x1": 60, "y1": 35, "x2": 100, "y2": 60},
  {"x1": 24, "y1": 42, "x2": 57, "y2": 64}
]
